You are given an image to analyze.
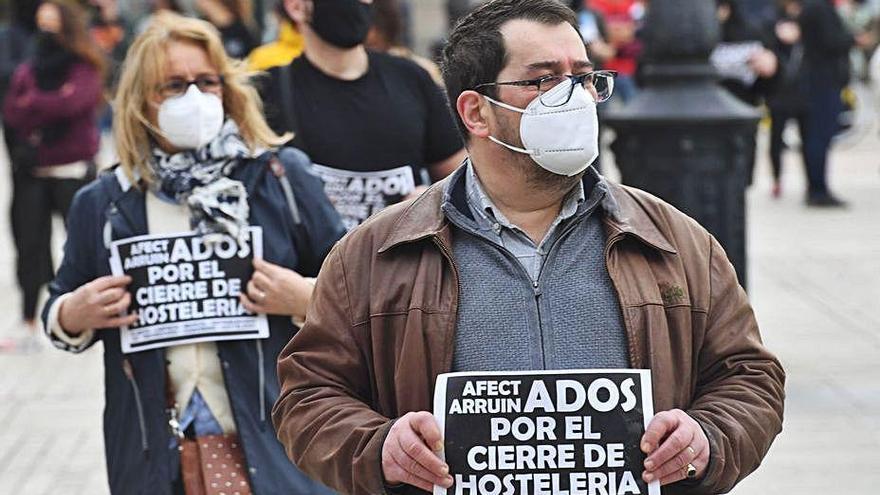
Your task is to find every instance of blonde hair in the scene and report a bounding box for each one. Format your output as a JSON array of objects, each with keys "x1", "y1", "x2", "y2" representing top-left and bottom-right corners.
[{"x1": 113, "y1": 12, "x2": 288, "y2": 187}]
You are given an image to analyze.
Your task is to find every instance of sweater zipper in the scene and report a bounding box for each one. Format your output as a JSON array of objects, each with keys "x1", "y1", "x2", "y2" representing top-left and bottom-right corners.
[
  {"x1": 531, "y1": 218, "x2": 585, "y2": 368},
  {"x1": 487, "y1": 205, "x2": 597, "y2": 368},
  {"x1": 122, "y1": 358, "x2": 150, "y2": 457}
]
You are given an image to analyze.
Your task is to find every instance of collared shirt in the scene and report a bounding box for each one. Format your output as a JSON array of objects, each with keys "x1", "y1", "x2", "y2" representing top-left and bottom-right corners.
[{"x1": 464, "y1": 161, "x2": 586, "y2": 282}]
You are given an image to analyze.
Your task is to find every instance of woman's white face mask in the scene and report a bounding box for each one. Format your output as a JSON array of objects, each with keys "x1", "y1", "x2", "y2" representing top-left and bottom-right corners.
[
  {"x1": 157, "y1": 84, "x2": 224, "y2": 150},
  {"x1": 483, "y1": 81, "x2": 600, "y2": 177}
]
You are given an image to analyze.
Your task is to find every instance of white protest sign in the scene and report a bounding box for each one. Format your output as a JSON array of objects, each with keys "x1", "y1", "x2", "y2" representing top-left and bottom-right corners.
[
  {"x1": 311, "y1": 163, "x2": 417, "y2": 231},
  {"x1": 109, "y1": 226, "x2": 268, "y2": 353},
  {"x1": 710, "y1": 41, "x2": 763, "y2": 86},
  {"x1": 433, "y1": 369, "x2": 660, "y2": 495}
]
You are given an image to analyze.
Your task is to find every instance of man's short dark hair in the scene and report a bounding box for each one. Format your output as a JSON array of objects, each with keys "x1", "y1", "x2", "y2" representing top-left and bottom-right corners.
[{"x1": 441, "y1": 0, "x2": 580, "y2": 139}]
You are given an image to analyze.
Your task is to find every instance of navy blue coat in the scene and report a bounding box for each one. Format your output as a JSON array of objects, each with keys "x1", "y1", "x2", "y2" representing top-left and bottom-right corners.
[{"x1": 41, "y1": 148, "x2": 346, "y2": 494}]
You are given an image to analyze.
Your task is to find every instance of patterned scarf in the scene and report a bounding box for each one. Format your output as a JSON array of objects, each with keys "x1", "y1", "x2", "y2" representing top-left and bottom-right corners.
[{"x1": 150, "y1": 120, "x2": 260, "y2": 243}]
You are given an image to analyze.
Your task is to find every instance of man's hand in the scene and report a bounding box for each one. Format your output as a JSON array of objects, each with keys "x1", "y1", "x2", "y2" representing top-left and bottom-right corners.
[
  {"x1": 240, "y1": 258, "x2": 313, "y2": 319},
  {"x1": 749, "y1": 48, "x2": 778, "y2": 78},
  {"x1": 59, "y1": 275, "x2": 138, "y2": 334},
  {"x1": 382, "y1": 412, "x2": 454, "y2": 492},
  {"x1": 640, "y1": 409, "x2": 710, "y2": 485}
]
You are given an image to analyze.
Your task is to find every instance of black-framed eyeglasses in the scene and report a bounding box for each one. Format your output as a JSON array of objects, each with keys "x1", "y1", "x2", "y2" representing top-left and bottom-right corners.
[
  {"x1": 473, "y1": 70, "x2": 617, "y2": 107},
  {"x1": 157, "y1": 74, "x2": 224, "y2": 98}
]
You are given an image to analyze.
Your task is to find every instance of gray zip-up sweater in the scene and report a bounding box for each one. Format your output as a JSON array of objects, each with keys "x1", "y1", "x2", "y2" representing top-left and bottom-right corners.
[{"x1": 442, "y1": 163, "x2": 629, "y2": 371}]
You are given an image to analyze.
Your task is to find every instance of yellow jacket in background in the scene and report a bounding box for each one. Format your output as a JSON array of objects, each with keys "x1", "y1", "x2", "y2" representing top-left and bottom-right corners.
[{"x1": 248, "y1": 21, "x2": 304, "y2": 71}]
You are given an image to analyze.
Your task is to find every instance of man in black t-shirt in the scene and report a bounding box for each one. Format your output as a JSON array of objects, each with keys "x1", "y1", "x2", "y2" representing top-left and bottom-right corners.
[{"x1": 261, "y1": 0, "x2": 466, "y2": 230}]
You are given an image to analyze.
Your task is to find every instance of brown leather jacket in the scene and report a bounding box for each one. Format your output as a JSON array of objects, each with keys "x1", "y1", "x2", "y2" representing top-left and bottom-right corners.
[{"x1": 273, "y1": 175, "x2": 785, "y2": 495}]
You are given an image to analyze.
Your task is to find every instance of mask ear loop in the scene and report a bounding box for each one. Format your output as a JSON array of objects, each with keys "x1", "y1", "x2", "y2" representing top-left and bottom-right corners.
[
  {"x1": 488, "y1": 135, "x2": 534, "y2": 155},
  {"x1": 482, "y1": 95, "x2": 536, "y2": 156},
  {"x1": 482, "y1": 94, "x2": 527, "y2": 114}
]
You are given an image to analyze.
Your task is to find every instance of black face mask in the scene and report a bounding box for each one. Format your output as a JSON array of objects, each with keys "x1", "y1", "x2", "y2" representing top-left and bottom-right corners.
[
  {"x1": 310, "y1": 0, "x2": 373, "y2": 49},
  {"x1": 33, "y1": 31, "x2": 76, "y2": 91}
]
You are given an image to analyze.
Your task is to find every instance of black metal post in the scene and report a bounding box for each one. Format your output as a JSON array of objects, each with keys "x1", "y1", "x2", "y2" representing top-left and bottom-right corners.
[{"x1": 603, "y1": 0, "x2": 758, "y2": 287}]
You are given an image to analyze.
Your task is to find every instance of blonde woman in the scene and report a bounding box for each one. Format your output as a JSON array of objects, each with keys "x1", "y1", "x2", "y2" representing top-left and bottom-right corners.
[{"x1": 40, "y1": 13, "x2": 343, "y2": 494}]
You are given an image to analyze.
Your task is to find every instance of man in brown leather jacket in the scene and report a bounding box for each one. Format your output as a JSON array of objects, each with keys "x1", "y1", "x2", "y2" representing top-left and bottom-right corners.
[{"x1": 272, "y1": 1, "x2": 785, "y2": 494}]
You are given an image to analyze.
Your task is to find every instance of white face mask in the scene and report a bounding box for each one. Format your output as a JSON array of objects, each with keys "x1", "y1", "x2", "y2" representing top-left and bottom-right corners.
[
  {"x1": 157, "y1": 84, "x2": 224, "y2": 150},
  {"x1": 484, "y1": 81, "x2": 600, "y2": 177}
]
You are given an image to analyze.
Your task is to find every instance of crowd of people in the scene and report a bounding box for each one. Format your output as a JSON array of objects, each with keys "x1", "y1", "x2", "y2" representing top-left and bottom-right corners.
[
  {"x1": 2, "y1": 0, "x2": 853, "y2": 493},
  {"x1": 712, "y1": 0, "x2": 879, "y2": 206}
]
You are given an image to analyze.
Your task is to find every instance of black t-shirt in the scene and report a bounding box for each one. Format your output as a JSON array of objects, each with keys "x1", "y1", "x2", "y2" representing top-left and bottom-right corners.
[{"x1": 261, "y1": 51, "x2": 463, "y2": 229}]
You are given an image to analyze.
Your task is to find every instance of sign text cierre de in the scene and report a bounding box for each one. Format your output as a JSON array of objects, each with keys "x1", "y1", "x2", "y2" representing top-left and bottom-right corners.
[{"x1": 433, "y1": 370, "x2": 660, "y2": 495}]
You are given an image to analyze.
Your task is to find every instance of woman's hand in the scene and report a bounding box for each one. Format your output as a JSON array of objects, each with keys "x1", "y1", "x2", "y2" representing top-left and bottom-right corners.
[
  {"x1": 58, "y1": 275, "x2": 138, "y2": 334},
  {"x1": 240, "y1": 258, "x2": 314, "y2": 320}
]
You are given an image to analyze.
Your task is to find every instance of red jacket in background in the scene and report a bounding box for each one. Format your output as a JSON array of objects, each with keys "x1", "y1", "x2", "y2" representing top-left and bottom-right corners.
[{"x1": 588, "y1": 0, "x2": 643, "y2": 76}]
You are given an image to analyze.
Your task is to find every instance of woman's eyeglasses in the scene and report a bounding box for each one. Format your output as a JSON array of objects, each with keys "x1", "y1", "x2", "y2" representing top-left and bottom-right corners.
[{"x1": 157, "y1": 74, "x2": 224, "y2": 98}]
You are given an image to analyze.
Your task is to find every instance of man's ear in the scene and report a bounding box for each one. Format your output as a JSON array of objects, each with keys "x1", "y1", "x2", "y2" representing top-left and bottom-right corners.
[
  {"x1": 457, "y1": 90, "x2": 492, "y2": 140},
  {"x1": 283, "y1": 0, "x2": 308, "y2": 25}
]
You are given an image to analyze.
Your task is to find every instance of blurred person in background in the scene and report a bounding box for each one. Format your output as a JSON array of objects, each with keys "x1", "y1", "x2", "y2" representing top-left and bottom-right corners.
[
  {"x1": 136, "y1": 0, "x2": 258, "y2": 59},
  {"x1": 1, "y1": 0, "x2": 104, "y2": 352},
  {"x1": 714, "y1": 0, "x2": 779, "y2": 106},
  {"x1": 0, "y1": 1, "x2": 36, "y2": 108},
  {"x1": 247, "y1": 0, "x2": 305, "y2": 71},
  {"x1": 40, "y1": 12, "x2": 344, "y2": 493},
  {"x1": 570, "y1": 0, "x2": 616, "y2": 68},
  {"x1": 587, "y1": 0, "x2": 643, "y2": 103},
  {"x1": 260, "y1": 0, "x2": 466, "y2": 231},
  {"x1": 738, "y1": 0, "x2": 781, "y2": 26},
  {"x1": 837, "y1": 0, "x2": 879, "y2": 81},
  {"x1": 798, "y1": 0, "x2": 857, "y2": 206},
  {"x1": 570, "y1": 0, "x2": 616, "y2": 173},
  {"x1": 872, "y1": 39, "x2": 880, "y2": 129},
  {"x1": 195, "y1": 0, "x2": 259, "y2": 59},
  {"x1": 365, "y1": 0, "x2": 443, "y2": 84},
  {"x1": 765, "y1": 0, "x2": 808, "y2": 198},
  {"x1": 88, "y1": 0, "x2": 126, "y2": 62},
  {"x1": 712, "y1": 0, "x2": 778, "y2": 185},
  {"x1": 85, "y1": 0, "x2": 128, "y2": 139},
  {"x1": 134, "y1": 0, "x2": 186, "y2": 35}
]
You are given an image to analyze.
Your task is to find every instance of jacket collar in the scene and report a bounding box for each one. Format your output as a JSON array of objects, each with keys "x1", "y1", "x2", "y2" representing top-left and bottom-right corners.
[
  {"x1": 600, "y1": 181, "x2": 677, "y2": 254},
  {"x1": 379, "y1": 161, "x2": 677, "y2": 255}
]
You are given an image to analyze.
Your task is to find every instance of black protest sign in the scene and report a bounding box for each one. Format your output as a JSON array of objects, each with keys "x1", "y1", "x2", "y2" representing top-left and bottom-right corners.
[
  {"x1": 109, "y1": 227, "x2": 268, "y2": 353},
  {"x1": 311, "y1": 163, "x2": 417, "y2": 230},
  {"x1": 433, "y1": 370, "x2": 659, "y2": 495}
]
